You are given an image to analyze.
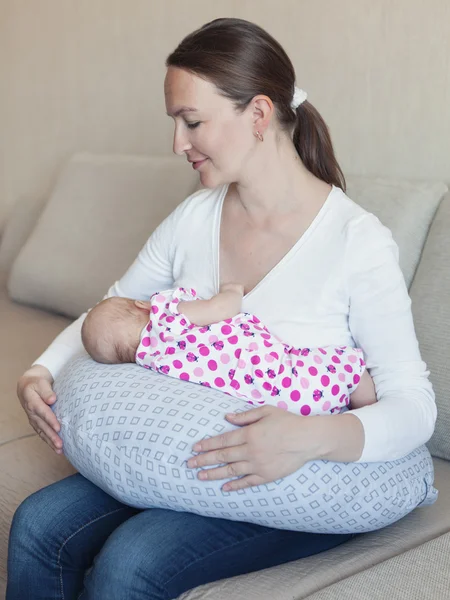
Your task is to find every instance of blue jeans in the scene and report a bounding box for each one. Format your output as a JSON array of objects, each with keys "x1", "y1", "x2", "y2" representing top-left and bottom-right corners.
[{"x1": 7, "y1": 474, "x2": 354, "y2": 599}]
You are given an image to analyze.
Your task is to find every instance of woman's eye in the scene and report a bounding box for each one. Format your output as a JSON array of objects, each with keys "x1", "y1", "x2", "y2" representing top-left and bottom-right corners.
[{"x1": 186, "y1": 122, "x2": 200, "y2": 129}]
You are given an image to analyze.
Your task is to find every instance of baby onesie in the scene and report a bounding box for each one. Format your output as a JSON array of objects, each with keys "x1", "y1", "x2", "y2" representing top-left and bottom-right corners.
[{"x1": 135, "y1": 287, "x2": 366, "y2": 416}]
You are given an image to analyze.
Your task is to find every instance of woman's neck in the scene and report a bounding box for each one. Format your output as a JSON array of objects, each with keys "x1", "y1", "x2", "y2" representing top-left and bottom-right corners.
[{"x1": 233, "y1": 134, "x2": 329, "y2": 221}]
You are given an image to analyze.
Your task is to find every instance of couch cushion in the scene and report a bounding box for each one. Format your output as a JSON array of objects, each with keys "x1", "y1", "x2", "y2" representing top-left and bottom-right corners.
[
  {"x1": 7, "y1": 153, "x2": 200, "y2": 319},
  {"x1": 345, "y1": 176, "x2": 447, "y2": 289},
  {"x1": 303, "y1": 532, "x2": 450, "y2": 599},
  {"x1": 178, "y1": 458, "x2": 450, "y2": 599},
  {"x1": 0, "y1": 286, "x2": 71, "y2": 444},
  {"x1": 0, "y1": 435, "x2": 76, "y2": 593},
  {"x1": 410, "y1": 192, "x2": 450, "y2": 460}
]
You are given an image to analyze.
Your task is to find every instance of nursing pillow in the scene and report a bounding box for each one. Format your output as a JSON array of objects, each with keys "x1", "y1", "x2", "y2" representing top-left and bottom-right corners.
[{"x1": 52, "y1": 356, "x2": 438, "y2": 534}]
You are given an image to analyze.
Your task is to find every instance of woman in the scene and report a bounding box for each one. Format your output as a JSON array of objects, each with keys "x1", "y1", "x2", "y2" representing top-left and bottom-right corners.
[{"x1": 7, "y1": 17, "x2": 436, "y2": 600}]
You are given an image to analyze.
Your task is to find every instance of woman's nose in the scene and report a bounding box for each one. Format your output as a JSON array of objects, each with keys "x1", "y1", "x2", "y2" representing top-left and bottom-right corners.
[{"x1": 173, "y1": 125, "x2": 192, "y2": 156}]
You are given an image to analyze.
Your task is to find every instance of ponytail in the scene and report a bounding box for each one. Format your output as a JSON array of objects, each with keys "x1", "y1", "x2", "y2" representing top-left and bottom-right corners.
[{"x1": 293, "y1": 102, "x2": 346, "y2": 191}]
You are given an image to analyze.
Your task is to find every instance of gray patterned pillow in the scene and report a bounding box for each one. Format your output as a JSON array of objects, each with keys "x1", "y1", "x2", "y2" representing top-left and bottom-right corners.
[{"x1": 53, "y1": 356, "x2": 438, "y2": 534}]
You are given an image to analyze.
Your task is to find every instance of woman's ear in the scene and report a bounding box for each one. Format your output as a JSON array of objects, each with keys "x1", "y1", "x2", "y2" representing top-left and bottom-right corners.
[
  {"x1": 251, "y1": 94, "x2": 274, "y2": 136},
  {"x1": 134, "y1": 300, "x2": 152, "y2": 312}
]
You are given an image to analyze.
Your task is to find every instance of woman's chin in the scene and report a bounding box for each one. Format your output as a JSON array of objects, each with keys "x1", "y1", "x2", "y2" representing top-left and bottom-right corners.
[
  {"x1": 198, "y1": 172, "x2": 219, "y2": 189},
  {"x1": 198, "y1": 169, "x2": 231, "y2": 190}
]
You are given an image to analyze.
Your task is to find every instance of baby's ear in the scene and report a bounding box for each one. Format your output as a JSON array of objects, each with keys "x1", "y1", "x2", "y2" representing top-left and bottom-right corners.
[{"x1": 134, "y1": 300, "x2": 152, "y2": 312}]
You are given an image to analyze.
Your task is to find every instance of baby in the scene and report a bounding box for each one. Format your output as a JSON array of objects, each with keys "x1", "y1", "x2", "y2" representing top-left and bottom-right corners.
[{"x1": 81, "y1": 284, "x2": 377, "y2": 416}]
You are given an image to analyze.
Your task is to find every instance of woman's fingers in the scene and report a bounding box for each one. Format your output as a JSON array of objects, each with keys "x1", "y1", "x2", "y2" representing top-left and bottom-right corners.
[
  {"x1": 35, "y1": 379, "x2": 58, "y2": 411},
  {"x1": 22, "y1": 387, "x2": 62, "y2": 452},
  {"x1": 17, "y1": 369, "x2": 62, "y2": 454},
  {"x1": 32, "y1": 417, "x2": 63, "y2": 454},
  {"x1": 193, "y1": 460, "x2": 265, "y2": 492},
  {"x1": 36, "y1": 415, "x2": 63, "y2": 450},
  {"x1": 31, "y1": 384, "x2": 61, "y2": 432},
  {"x1": 187, "y1": 443, "x2": 246, "y2": 469},
  {"x1": 222, "y1": 475, "x2": 264, "y2": 492},
  {"x1": 192, "y1": 425, "x2": 246, "y2": 453},
  {"x1": 195, "y1": 460, "x2": 252, "y2": 482},
  {"x1": 41, "y1": 389, "x2": 57, "y2": 405}
]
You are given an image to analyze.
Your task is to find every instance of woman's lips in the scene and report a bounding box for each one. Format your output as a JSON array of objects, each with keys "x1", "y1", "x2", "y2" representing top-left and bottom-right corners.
[{"x1": 192, "y1": 158, "x2": 208, "y2": 170}]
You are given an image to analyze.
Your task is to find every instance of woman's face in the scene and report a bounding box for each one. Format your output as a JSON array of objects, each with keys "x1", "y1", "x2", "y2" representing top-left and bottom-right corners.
[{"x1": 164, "y1": 67, "x2": 254, "y2": 188}]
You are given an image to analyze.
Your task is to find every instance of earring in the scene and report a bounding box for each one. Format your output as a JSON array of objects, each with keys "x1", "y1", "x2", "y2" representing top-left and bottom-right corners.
[{"x1": 254, "y1": 130, "x2": 264, "y2": 142}]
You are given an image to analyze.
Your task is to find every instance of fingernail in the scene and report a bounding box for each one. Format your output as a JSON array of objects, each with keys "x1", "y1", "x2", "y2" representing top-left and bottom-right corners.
[{"x1": 192, "y1": 443, "x2": 201, "y2": 451}]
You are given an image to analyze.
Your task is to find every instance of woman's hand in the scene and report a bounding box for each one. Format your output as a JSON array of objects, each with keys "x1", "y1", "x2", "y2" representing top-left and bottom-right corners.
[
  {"x1": 17, "y1": 364, "x2": 63, "y2": 454},
  {"x1": 187, "y1": 405, "x2": 321, "y2": 492}
]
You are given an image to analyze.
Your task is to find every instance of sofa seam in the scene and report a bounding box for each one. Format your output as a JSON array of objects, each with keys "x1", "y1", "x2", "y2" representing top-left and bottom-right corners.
[{"x1": 0, "y1": 432, "x2": 36, "y2": 448}]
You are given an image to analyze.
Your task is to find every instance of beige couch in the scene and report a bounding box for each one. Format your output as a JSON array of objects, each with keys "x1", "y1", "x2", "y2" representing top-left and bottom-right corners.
[{"x1": 0, "y1": 154, "x2": 449, "y2": 599}]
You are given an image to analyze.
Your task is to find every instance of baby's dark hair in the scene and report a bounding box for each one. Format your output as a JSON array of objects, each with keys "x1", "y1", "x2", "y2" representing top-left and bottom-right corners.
[{"x1": 81, "y1": 297, "x2": 145, "y2": 364}]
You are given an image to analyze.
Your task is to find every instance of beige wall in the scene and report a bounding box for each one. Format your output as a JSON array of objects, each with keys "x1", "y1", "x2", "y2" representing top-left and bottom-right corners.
[{"x1": 1, "y1": 0, "x2": 450, "y2": 230}]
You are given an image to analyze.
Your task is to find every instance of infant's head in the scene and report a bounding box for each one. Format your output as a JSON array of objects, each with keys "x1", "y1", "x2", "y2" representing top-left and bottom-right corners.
[{"x1": 81, "y1": 297, "x2": 150, "y2": 364}]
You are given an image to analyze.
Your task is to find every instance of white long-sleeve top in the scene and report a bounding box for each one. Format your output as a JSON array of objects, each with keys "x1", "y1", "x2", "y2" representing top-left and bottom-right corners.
[{"x1": 34, "y1": 184, "x2": 436, "y2": 463}]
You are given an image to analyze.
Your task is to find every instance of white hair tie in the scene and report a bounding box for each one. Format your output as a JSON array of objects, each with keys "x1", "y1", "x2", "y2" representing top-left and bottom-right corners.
[{"x1": 291, "y1": 86, "x2": 308, "y2": 110}]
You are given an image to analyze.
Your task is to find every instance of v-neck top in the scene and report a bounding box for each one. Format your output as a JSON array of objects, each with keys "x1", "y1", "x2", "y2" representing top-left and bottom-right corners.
[
  {"x1": 34, "y1": 184, "x2": 436, "y2": 463},
  {"x1": 213, "y1": 183, "x2": 336, "y2": 302}
]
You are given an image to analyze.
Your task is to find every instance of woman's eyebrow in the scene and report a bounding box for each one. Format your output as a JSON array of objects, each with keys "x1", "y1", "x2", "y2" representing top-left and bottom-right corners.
[{"x1": 166, "y1": 107, "x2": 198, "y2": 117}]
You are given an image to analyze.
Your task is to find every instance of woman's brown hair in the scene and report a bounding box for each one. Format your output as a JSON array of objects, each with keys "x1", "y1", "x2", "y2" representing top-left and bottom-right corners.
[{"x1": 166, "y1": 17, "x2": 346, "y2": 191}]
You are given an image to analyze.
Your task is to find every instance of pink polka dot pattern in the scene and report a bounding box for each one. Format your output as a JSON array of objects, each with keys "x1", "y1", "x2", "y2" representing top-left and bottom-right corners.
[
  {"x1": 134, "y1": 288, "x2": 367, "y2": 418},
  {"x1": 290, "y1": 390, "x2": 301, "y2": 402}
]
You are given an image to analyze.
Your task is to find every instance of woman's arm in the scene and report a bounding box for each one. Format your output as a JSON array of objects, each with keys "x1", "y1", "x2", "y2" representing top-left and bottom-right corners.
[{"x1": 310, "y1": 213, "x2": 436, "y2": 463}]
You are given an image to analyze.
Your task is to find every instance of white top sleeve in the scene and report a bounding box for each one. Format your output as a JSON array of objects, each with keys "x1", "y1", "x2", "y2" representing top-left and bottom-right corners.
[
  {"x1": 33, "y1": 201, "x2": 182, "y2": 379},
  {"x1": 346, "y1": 214, "x2": 437, "y2": 462}
]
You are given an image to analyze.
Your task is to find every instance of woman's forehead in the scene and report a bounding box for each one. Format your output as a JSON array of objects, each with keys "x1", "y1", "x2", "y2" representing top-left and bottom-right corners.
[{"x1": 164, "y1": 67, "x2": 220, "y2": 112}]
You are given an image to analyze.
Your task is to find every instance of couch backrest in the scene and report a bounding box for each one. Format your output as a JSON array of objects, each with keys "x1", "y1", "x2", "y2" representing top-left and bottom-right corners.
[
  {"x1": 345, "y1": 176, "x2": 447, "y2": 289},
  {"x1": 343, "y1": 180, "x2": 450, "y2": 461},
  {"x1": 410, "y1": 192, "x2": 450, "y2": 460}
]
